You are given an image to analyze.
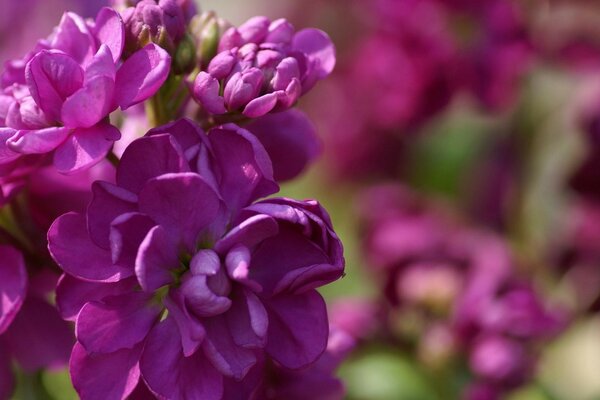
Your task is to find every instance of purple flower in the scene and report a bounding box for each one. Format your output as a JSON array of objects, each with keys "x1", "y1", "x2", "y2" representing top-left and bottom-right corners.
[
  {"x1": 0, "y1": 7, "x2": 170, "y2": 174},
  {"x1": 48, "y1": 119, "x2": 344, "y2": 400},
  {"x1": 121, "y1": 0, "x2": 188, "y2": 54},
  {"x1": 358, "y1": 184, "x2": 564, "y2": 396},
  {"x1": 192, "y1": 16, "x2": 335, "y2": 118}
]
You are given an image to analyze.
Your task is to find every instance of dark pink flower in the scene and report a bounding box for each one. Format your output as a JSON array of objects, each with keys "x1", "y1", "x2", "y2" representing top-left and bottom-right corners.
[
  {"x1": 48, "y1": 119, "x2": 344, "y2": 400},
  {"x1": 0, "y1": 7, "x2": 170, "y2": 174}
]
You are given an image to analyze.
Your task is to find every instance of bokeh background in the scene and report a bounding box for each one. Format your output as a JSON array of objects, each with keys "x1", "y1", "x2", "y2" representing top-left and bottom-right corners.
[{"x1": 3, "y1": 0, "x2": 600, "y2": 399}]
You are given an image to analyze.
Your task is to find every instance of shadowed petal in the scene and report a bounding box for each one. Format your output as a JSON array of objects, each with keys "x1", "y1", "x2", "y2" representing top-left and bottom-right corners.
[
  {"x1": 265, "y1": 291, "x2": 328, "y2": 369},
  {"x1": 4, "y1": 297, "x2": 74, "y2": 371},
  {"x1": 70, "y1": 342, "x2": 142, "y2": 400},
  {"x1": 48, "y1": 212, "x2": 133, "y2": 282},
  {"x1": 116, "y1": 134, "x2": 189, "y2": 194},
  {"x1": 0, "y1": 246, "x2": 27, "y2": 334},
  {"x1": 77, "y1": 292, "x2": 160, "y2": 353},
  {"x1": 141, "y1": 318, "x2": 223, "y2": 400},
  {"x1": 137, "y1": 173, "x2": 220, "y2": 249},
  {"x1": 246, "y1": 109, "x2": 321, "y2": 182},
  {"x1": 56, "y1": 274, "x2": 136, "y2": 321}
]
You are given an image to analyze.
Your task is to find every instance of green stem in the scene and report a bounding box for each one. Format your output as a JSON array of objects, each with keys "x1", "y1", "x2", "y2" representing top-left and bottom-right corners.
[
  {"x1": 15, "y1": 371, "x2": 55, "y2": 400},
  {"x1": 0, "y1": 206, "x2": 34, "y2": 253}
]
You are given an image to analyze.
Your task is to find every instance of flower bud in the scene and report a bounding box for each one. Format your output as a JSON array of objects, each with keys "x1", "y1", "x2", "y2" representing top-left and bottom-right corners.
[
  {"x1": 173, "y1": 33, "x2": 196, "y2": 74},
  {"x1": 190, "y1": 11, "x2": 230, "y2": 68},
  {"x1": 192, "y1": 16, "x2": 336, "y2": 118},
  {"x1": 123, "y1": 0, "x2": 187, "y2": 55}
]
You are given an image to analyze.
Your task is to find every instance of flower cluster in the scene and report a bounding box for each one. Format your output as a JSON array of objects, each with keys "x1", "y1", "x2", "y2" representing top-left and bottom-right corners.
[
  {"x1": 193, "y1": 16, "x2": 335, "y2": 118},
  {"x1": 0, "y1": 2, "x2": 346, "y2": 399},
  {"x1": 357, "y1": 184, "x2": 564, "y2": 399},
  {"x1": 0, "y1": 7, "x2": 170, "y2": 176}
]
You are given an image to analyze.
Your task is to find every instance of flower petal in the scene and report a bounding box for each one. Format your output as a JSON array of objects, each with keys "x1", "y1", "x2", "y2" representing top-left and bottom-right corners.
[
  {"x1": 25, "y1": 50, "x2": 84, "y2": 121},
  {"x1": 48, "y1": 212, "x2": 133, "y2": 282},
  {"x1": 61, "y1": 76, "x2": 115, "y2": 128},
  {"x1": 292, "y1": 28, "x2": 336, "y2": 79},
  {"x1": 140, "y1": 318, "x2": 224, "y2": 400},
  {"x1": 70, "y1": 342, "x2": 142, "y2": 400},
  {"x1": 56, "y1": 274, "x2": 136, "y2": 321},
  {"x1": 0, "y1": 245, "x2": 27, "y2": 334},
  {"x1": 53, "y1": 123, "x2": 121, "y2": 174},
  {"x1": 7, "y1": 127, "x2": 70, "y2": 154},
  {"x1": 135, "y1": 225, "x2": 179, "y2": 291},
  {"x1": 77, "y1": 292, "x2": 160, "y2": 353},
  {"x1": 116, "y1": 134, "x2": 189, "y2": 194},
  {"x1": 246, "y1": 109, "x2": 321, "y2": 182},
  {"x1": 137, "y1": 173, "x2": 220, "y2": 249},
  {"x1": 87, "y1": 181, "x2": 138, "y2": 249},
  {"x1": 93, "y1": 7, "x2": 125, "y2": 63},
  {"x1": 207, "y1": 125, "x2": 278, "y2": 215},
  {"x1": 202, "y1": 315, "x2": 257, "y2": 380},
  {"x1": 50, "y1": 12, "x2": 96, "y2": 65},
  {"x1": 3, "y1": 297, "x2": 74, "y2": 372},
  {"x1": 264, "y1": 291, "x2": 328, "y2": 369},
  {"x1": 115, "y1": 43, "x2": 171, "y2": 110}
]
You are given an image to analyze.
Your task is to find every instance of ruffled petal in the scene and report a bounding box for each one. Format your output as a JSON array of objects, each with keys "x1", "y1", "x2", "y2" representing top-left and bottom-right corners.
[
  {"x1": 56, "y1": 274, "x2": 136, "y2": 321},
  {"x1": 76, "y1": 292, "x2": 160, "y2": 353},
  {"x1": 87, "y1": 181, "x2": 138, "y2": 249},
  {"x1": 53, "y1": 123, "x2": 121, "y2": 174},
  {"x1": 141, "y1": 318, "x2": 224, "y2": 400},
  {"x1": 202, "y1": 315, "x2": 257, "y2": 380},
  {"x1": 0, "y1": 245, "x2": 27, "y2": 334},
  {"x1": 48, "y1": 212, "x2": 133, "y2": 282},
  {"x1": 206, "y1": 125, "x2": 278, "y2": 215},
  {"x1": 115, "y1": 44, "x2": 171, "y2": 109},
  {"x1": 135, "y1": 225, "x2": 179, "y2": 291},
  {"x1": 137, "y1": 173, "x2": 220, "y2": 249},
  {"x1": 61, "y1": 76, "x2": 115, "y2": 128},
  {"x1": 7, "y1": 126, "x2": 70, "y2": 154},
  {"x1": 116, "y1": 134, "x2": 189, "y2": 194},
  {"x1": 25, "y1": 50, "x2": 84, "y2": 121},
  {"x1": 70, "y1": 342, "x2": 142, "y2": 400},
  {"x1": 264, "y1": 291, "x2": 328, "y2": 369},
  {"x1": 93, "y1": 7, "x2": 125, "y2": 63}
]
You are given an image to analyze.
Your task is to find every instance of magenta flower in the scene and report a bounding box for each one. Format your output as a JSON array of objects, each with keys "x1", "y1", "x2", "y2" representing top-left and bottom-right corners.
[
  {"x1": 192, "y1": 16, "x2": 335, "y2": 118},
  {"x1": 358, "y1": 184, "x2": 564, "y2": 397},
  {"x1": 0, "y1": 7, "x2": 170, "y2": 174},
  {"x1": 48, "y1": 119, "x2": 344, "y2": 400}
]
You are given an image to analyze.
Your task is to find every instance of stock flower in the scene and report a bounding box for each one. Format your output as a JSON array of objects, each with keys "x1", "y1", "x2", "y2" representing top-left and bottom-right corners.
[
  {"x1": 193, "y1": 16, "x2": 335, "y2": 118},
  {"x1": 0, "y1": 7, "x2": 170, "y2": 174},
  {"x1": 358, "y1": 184, "x2": 563, "y2": 397},
  {"x1": 48, "y1": 119, "x2": 344, "y2": 400}
]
